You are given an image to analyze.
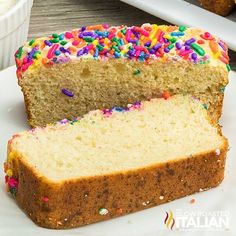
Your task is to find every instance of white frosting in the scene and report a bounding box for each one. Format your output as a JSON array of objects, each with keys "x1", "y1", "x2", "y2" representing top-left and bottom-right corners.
[{"x1": 0, "y1": 0, "x2": 17, "y2": 15}]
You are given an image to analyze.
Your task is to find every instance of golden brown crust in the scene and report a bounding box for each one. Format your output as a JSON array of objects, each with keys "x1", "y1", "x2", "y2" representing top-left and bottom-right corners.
[
  {"x1": 8, "y1": 137, "x2": 228, "y2": 229},
  {"x1": 198, "y1": 0, "x2": 235, "y2": 16},
  {"x1": 18, "y1": 79, "x2": 34, "y2": 127},
  {"x1": 208, "y1": 92, "x2": 224, "y2": 122}
]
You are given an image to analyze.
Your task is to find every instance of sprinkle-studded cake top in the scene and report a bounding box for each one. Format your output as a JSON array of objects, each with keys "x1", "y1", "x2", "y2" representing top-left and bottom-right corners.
[{"x1": 15, "y1": 24, "x2": 230, "y2": 78}]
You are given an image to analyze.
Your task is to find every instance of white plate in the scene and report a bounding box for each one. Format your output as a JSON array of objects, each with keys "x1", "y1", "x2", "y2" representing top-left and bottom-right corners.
[
  {"x1": 0, "y1": 66, "x2": 236, "y2": 236},
  {"x1": 121, "y1": 0, "x2": 236, "y2": 51}
]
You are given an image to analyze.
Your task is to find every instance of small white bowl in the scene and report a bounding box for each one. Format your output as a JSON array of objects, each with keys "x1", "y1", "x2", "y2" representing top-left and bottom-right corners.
[{"x1": 0, "y1": 0, "x2": 33, "y2": 70}]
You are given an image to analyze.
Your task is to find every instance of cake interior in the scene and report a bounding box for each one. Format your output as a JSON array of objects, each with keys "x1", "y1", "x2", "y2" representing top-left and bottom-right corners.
[
  {"x1": 11, "y1": 95, "x2": 224, "y2": 181},
  {"x1": 21, "y1": 59, "x2": 227, "y2": 126}
]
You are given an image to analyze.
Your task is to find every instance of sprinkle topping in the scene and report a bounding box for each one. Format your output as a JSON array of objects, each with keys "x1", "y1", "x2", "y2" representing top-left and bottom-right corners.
[
  {"x1": 162, "y1": 91, "x2": 171, "y2": 100},
  {"x1": 61, "y1": 88, "x2": 74, "y2": 97},
  {"x1": 14, "y1": 24, "x2": 229, "y2": 79},
  {"x1": 133, "y1": 69, "x2": 141, "y2": 75},
  {"x1": 42, "y1": 196, "x2": 49, "y2": 202},
  {"x1": 202, "y1": 103, "x2": 208, "y2": 110},
  {"x1": 215, "y1": 149, "x2": 221, "y2": 156},
  {"x1": 99, "y1": 207, "x2": 109, "y2": 215},
  {"x1": 189, "y1": 198, "x2": 196, "y2": 204},
  {"x1": 4, "y1": 159, "x2": 18, "y2": 198}
]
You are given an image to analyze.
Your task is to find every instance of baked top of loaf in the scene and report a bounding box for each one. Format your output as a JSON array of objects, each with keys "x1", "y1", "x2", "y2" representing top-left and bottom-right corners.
[
  {"x1": 15, "y1": 24, "x2": 230, "y2": 79},
  {"x1": 6, "y1": 95, "x2": 226, "y2": 183},
  {"x1": 198, "y1": 0, "x2": 235, "y2": 16}
]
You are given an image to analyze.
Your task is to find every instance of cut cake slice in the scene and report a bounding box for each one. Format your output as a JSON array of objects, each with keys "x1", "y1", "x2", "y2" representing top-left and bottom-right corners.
[{"x1": 4, "y1": 95, "x2": 228, "y2": 229}]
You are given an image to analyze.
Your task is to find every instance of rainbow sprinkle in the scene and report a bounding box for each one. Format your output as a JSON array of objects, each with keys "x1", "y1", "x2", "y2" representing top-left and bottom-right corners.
[
  {"x1": 98, "y1": 207, "x2": 109, "y2": 215},
  {"x1": 14, "y1": 24, "x2": 229, "y2": 79},
  {"x1": 4, "y1": 161, "x2": 18, "y2": 198},
  {"x1": 42, "y1": 196, "x2": 49, "y2": 202},
  {"x1": 215, "y1": 149, "x2": 221, "y2": 156},
  {"x1": 133, "y1": 69, "x2": 141, "y2": 75},
  {"x1": 61, "y1": 88, "x2": 74, "y2": 97},
  {"x1": 102, "y1": 101, "x2": 142, "y2": 117}
]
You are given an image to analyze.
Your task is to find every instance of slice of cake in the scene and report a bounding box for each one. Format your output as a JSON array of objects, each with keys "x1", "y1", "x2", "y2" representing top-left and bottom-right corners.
[
  {"x1": 15, "y1": 24, "x2": 229, "y2": 127},
  {"x1": 4, "y1": 95, "x2": 228, "y2": 229}
]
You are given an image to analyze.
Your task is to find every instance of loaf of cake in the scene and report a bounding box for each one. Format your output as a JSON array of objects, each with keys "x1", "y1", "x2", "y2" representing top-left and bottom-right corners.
[
  {"x1": 4, "y1": 95, "x2": 228, "y2": 229},
  {"x1": 15, "y1": 24, "x2": 230, "y2": 127},
  {"x1": 198, "y1": 0, "x2": 235, "y2": 16}
]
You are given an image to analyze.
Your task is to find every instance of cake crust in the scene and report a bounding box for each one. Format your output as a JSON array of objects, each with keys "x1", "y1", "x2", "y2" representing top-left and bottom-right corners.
[
  {"x1": 198, "y1": 0, "x2": 235, "y2": 16},
  {"x1": 7, "y1": 138, "x2": 228, "y2": 229}
]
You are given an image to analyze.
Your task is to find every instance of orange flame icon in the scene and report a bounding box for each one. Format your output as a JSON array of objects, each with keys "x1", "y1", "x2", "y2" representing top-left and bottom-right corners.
[{"x1": 164, "y1": 210, "x2": 175, "y2": 230}]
